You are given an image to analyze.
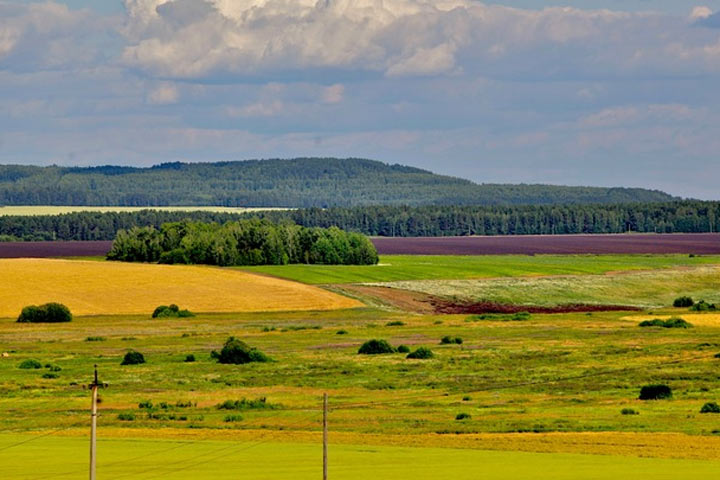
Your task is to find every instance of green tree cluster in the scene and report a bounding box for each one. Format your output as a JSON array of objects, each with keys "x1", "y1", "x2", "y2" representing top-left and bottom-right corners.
[{"x1": 106, "y1": 219, "x2": 378, "y2": 266}]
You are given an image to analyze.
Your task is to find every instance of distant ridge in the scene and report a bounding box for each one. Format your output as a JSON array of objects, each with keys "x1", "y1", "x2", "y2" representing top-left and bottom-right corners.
[{"x1": 0, "y1": 158, "x2": 676, "y2": 207}]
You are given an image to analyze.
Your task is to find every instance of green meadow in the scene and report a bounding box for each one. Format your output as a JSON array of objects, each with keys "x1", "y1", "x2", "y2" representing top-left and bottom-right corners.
[
  {"x1": 3, "y1": 435, "x2": 720, "y2": 480},
  {"x1": 240, "y1": 254, "x2": 720, "y2": 284}
]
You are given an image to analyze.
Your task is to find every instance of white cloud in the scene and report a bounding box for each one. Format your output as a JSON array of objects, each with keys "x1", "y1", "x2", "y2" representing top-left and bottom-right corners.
[
  {"x1": 146, "y1": 82, "x2": 179, "y2": 104},
  {"x1": 321, "y1": 84, "x2": 344, "y2": 104},
  {"x1": 690, "y1": 6, "x2": 713, "y2": 20}
]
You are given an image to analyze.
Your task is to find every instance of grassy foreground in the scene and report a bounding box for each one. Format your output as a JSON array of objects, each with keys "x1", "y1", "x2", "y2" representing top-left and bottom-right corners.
[
  {"x1": 241, "y1": 254, "x2": 720, "y2": 284},
  {"x1": 3, "y1": 435, "x2": 720, "y2": 480}
]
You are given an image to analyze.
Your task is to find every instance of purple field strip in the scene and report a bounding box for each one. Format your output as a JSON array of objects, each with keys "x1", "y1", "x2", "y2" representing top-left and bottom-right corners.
[
  {"x1": 371, "y1": 233, "x2": 720, "y2": 255},
  {"x1": 0, "y1": 241, "x2": 113, "y2": 258},
  {"x1": 0, "y1": 234, "x2": 719, "y2": 258}
]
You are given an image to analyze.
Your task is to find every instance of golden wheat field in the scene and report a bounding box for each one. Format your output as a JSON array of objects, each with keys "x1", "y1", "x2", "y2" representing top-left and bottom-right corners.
[
  {"x1": 0, "y1": 258, "x2": 360, "y2": 317},
  {"x1": 623, "y1": 313, "x2": 720, "y2": 327}
]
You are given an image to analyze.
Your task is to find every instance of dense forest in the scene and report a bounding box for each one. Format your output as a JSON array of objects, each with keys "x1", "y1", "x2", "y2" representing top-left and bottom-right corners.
[
  {"x1": 0, "y1": 201, "x2": 717, "y2": 241},
  {"x1": 0, "y1": 159, "x2": 676, "y2": 207},
  {"x1": 107, "y1": 220, "x2": 379, "y2": 266}
]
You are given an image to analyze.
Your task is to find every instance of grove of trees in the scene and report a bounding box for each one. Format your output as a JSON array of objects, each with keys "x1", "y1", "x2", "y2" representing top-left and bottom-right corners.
[{"x1": 106, "y1": 219, "x2": 379, "y2": 266}]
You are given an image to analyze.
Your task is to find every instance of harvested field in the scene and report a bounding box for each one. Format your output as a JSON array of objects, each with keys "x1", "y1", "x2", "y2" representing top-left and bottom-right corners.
[
  {"x1": 372, "y1": 233, "x2": 720, "y2": 255},
  {"x1": 0, "y1": 258, "x2": 361, "y2": 317},
  {"x1": 0, "y1": 241, "x2": 112, "y2": 258}
]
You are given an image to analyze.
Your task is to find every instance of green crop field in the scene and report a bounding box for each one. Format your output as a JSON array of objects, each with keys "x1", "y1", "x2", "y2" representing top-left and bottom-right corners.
[
  {"x1": 240, "y1": 254, "x2": 720, "y2": 284},
  {"x1": 0, "y1": 206, "x2": 287, "y2": 216},
  {"x1": 3, "y1": 435, "x2": 719, "y2": 480}
]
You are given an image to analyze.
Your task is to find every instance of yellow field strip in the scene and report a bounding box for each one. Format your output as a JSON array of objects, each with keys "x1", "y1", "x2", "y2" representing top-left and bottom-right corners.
[
  {"x1": 49, "y1": 427, "x2": 720, "y2": 461},
  {"x1": 0, "y1": 258, "x2": 361, "y2": 316},
  {"x1": 623, "y1": 314, "x2": 720, "y2": 326}
]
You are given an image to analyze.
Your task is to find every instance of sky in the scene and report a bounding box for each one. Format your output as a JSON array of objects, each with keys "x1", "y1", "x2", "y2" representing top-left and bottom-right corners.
[{"x1": 1, "y1": 1, "x2": 719, "y2": 199}]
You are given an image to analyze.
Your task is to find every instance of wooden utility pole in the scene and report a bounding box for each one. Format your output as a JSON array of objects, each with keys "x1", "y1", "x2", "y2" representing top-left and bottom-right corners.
[
  {"x1": 323, "y1": 393, "x2": 328, "y2": 480},
  {"x1": 88, "y1": 365, "x2": 106, "y2": 480}
]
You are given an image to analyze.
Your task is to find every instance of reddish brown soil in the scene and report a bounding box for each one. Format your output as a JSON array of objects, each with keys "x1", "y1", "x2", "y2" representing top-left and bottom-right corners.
[
  {"x1": 430, "y1": 299, "x2": 641, "y2": 315},
  {"x1": 0, "y1": 241, "x2": 113, "y2": 258},
  {"x1": 372, "y1": 233, "x2": 720, "y2": 255}
]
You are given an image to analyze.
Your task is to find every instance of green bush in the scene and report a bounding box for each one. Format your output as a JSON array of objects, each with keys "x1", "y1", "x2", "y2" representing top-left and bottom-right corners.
[
  {"x1": 406, "y1": 347, "x2": 434, "y2": 359},
  {"x1": 673, "y1": 296, "x2": 694, "y2": 308},
  {"x1": 455, "y1": 413, "x2": 471, "y2": 420},
  {"x1": 358, "y1": 339, "x2": 396, "y2": 355},
  {"x1": 700, "y1": 402, "x2": 720, "y2": 414},
  {"x1": 223, "y1": 414, "x2": 243, "y2": 422},
  {"x1": 216, "y1": 397, "x2": 277, "y2": 410},
  {"x1": 138, "y1": 400, "x2": 153, "y2": 409},
  {"x1": 621, "y1": 408, "x2": 639, "y2": 415},
  {"x1": 45, "y1": 364, "x2": 61, "y2": 372},
  {"x1": 397, "y1": 345, "x2": 410, "y2": 353},
  {"x1": 184, "y1": 354, "x2": 196, "y2": 363},
  {"x1": 17, "y1": 303, "x2": 72, "y2": 323},
  {"x1": 18, "y1": 359, "x2": 42, "y2": 369},
  {"x1": 152, "y1": 304, "x2": 195, "y2": 318},
  {"x1": 117, "y1": 413, "x2": 135, "y2": 421},
  {"x1": 690, "y1": 300, "x2": 717, "y2": 312},
  {"x1": 121, "y1": 350, "x2": 146, "y2": 365},
  {"x1": 639, "y1": 384, "x2": 672, "y2": 400},
  {"x1": 336, "y1": 329, "x2": 348, "y2": 335},
  {"x1": 386, "y1": 321, "x2": 405, "y2": 327},
  {"x1": 217, "y1": 337, "x2": 271, "y2": 364},
  {"x1": 638, "y1": 318, "x2": 692, "y2": 328},
  {"x1": 42, "y1": 372, "x2": 59, "y2": 379},
  {"x1": 85, "y1": 336, "x2": 106, "y2": 342},
  {"x1": 440, "y1": 336, "x2": 463, "y2": 345}
]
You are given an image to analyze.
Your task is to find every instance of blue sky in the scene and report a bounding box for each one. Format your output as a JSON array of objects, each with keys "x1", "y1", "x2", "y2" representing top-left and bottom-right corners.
[{"x1": 2, "y1": 1, "x2": 720, "y2": 199}]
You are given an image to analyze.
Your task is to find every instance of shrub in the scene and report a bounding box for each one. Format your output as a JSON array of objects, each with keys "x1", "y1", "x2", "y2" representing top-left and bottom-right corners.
[
  {"x1": 440, "y1": 336, "x2": 463, "y2": 345},
  {"x1": 184, "y1": 354, "x2": 196, "y2": 363},
  {"x1": 217, "y1": 337, "x2": 271, "y2": 364},
  {"x1": 42, "y1": 373, "x2": 59, "y2": 379},
  {"x1": 638, "y1": 318, "x2": 692, "y2": 329},
  {"x1": 18, "y1": 359, "x2": 42, "y2": 369},
  {"x1": 138, "y1": 400, "x2": 153, "y2": 409},
  {"x1": 621, "y1": 408, "x2": 639, "y2": 415},
  {"x1": 152, "y1": 304, "x2": 195, "y2": 318},
  {"x1": 639, "y1": 384, "x2": 672, "y2": 400},
  {"x1": 117, "y1": 413, "x2": 135, "y2": 421},
  {"x1": 462, "y1": 396, "x2": 471, "y2": 402},
  {"x1": 223, "y1": 414, "x2": 243, "y2": 422},
  {"x1": 397, "y1": 345, "x2": 410, "y2": 353},
  {"x1": 406, "y1": 347, "x2": 434, "y2": 359},
  {"x1": 336, "y1": 329, "x2": 348, "y2": 335},
  {"x1": 358, "y1": 339, "x2": 396, "y2": 355},
  {"x1": 216, "y1": 397, "x2": 277, "y2": 410},
  {"x1": 673, "y1": 296, "x2": 694, "y2": 308},
  {"x1": 386, "y1": 321, "x2": 405, "y2": 327},
  {"x1": 455, "y1": 413, "x2": 471, "y2": 420},
  {"x1": 700, "y1": 402, "x2": 720, "y2": 414},
  {"x1": 45, "y1": 364, "x2": 62, "y2": 372},
  {"x1": 85, "y1": 336, "x2": 106, "y2": 342},
  {"x1": 690, "y1": 300, "x2": 717, "y2": 312},
  {"x1": 121, "y1": 350, "x2": 146, "y2": 365},
  {"x1": 17, "y1": 303, "x2": 72, "y2": 323}
]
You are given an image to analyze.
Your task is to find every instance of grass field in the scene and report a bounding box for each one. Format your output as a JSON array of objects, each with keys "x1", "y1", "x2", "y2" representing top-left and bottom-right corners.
[
  {"x1": 240, "y1": 254, "x2": 720, "y2": 284},
  {"x1": 0, "y1": 206, "x2": 288, "y2": 216},
  {"x1": 372, "y1": 265, "x2": 720, "y2": 308},
  {"x1": 0, "y1": 258, "x2": 360, "y2": 316},
  {"x1": 3, "y1": 435, "x2": 720, "y2": 480}
]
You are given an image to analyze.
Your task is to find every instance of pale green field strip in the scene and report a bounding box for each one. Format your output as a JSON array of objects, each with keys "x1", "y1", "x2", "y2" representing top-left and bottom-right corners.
[
  {"x1": 372, "y1": 265, "x2": 720, "y2": 308},
  {"x1": 0, "y1": 206, "x2": 288, "y2": 216},
  {"x1": 240, "y1": 254, "x2": 720, "y2": 284},
  {"x1": 2, "y1": 435, "x2": 719, "y2": 480}
]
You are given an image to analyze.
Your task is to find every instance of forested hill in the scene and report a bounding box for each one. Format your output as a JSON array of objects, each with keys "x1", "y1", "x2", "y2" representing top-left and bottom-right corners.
[{"x1": 0, "y1": 158, "x2": 676, "y2": 207}]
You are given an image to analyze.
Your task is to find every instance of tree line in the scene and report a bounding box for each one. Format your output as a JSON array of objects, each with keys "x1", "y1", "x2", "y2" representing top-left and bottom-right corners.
[
  {"x1": 0, "y1": 158, "x2": 675, "y2": 207},
  {"x1": 106, "y1": 219, "x2": 379, "y2": 266},
  {"x1": 0, "y1": 201, "x2": 717, "y2": 241}
]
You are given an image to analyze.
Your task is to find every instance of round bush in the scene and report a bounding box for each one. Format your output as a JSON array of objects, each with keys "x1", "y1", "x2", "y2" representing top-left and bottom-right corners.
[
  {"x1": 407, "y1": 347, "x2": 434, "y2": 359},
  {"x1": 455, "y1": 413, "x2": 471, "y2": 420},
  {"x1": 17, "y1": 303, "x2": 72, "y2": 323},
  {"x1": 121, "y1": 350, "x2": 146, "y2": 365},
  {"x1": 184, "y1": 354, "x2": 196, "y2": 363},
  {"x1": 621, "y1": 408, "x2": 639, "y2": 415},
  {"x1": 152, "y1": 304, "x2": 194, "y2": 318},
  {"x1": 397, "y1": 345, "x2": 410, "y2": 353},
  {"x1": 673, "y1": 296, "x2": 694, "y2": 308},
  {"x1": 358, "y1": 339, "x2": 396, "y2": 355},
  {"x1": 638, "y1": 384, "x2": 672, "y2": 400},
  {"x1": 18, "y1": 359, "x2": 42, "y2": 369},
  {"x1": 218, "y1": 337, "x2": 270, "y2": 364},
  {"x1": 700, "y1": 402, "x2": 720, "y2": 414}
]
